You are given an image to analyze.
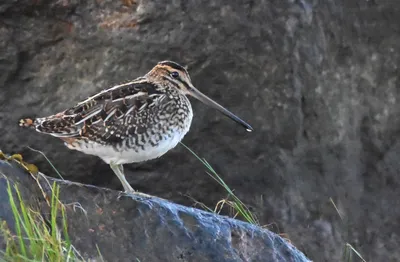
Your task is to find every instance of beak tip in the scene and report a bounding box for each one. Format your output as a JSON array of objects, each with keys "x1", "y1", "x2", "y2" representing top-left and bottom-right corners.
[{"x1": 245, "y1": 125, "x2": 254, "y2": 132}]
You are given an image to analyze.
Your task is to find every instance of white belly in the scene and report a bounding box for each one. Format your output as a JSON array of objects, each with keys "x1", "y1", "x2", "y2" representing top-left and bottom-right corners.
[{"x1": 66, "y1": 128, "x2": 189, "y2": 165}]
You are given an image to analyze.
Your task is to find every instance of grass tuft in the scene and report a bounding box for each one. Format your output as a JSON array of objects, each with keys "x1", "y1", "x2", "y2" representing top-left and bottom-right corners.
[
  {"x1": 180, "y1": 142, "x2": 259, "y2": 226},
  {"x1": 0, "y1": 180, "x2": 85, "y2": 262},
  {"x1": 329, "y1": 198, "x2": 366, "y2": 262},
  {"x1": 1, "y1": 150, "x2": 104, "y2": 261}
]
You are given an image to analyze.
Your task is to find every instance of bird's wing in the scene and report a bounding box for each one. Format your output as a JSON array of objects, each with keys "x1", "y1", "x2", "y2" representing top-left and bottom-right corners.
[{"x1": 33, "y1": 80, "x2": 167, "y2": 142}]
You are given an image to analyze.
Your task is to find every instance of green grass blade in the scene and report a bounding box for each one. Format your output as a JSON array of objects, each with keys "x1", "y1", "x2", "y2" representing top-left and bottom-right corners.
[
  {"x1": 6, "y1": 181, "x2": 27, "y2": 258},
  {"x1": 180, "y1": 142, "x2": 259, "y2": 225},
  {"x1": 344, "y1": 243, "x2": 366, "y2": 262},
  {"x1": 50, "y1": 182, "x2": 59, "y2": 242},
  {"x1": 14, "y1": 184, "x2": 38, "y2": 257},
  {"x1": 61, "y1": 199, "x2": 74, "y2": 260},
  {"x1": 27, "y1": 146, "x2": 64, "y2": 180}
]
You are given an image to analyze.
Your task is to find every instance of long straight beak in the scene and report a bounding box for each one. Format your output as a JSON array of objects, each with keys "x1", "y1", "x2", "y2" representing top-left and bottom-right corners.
[{"x1": 187, "y1": 86, "x2": 253, "y2": 132}]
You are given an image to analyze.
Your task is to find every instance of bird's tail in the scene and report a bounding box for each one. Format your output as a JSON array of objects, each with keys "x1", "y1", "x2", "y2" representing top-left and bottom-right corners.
[
  {"x1": 19, "y1": 118, "x2": 36, "y2": 128},
  {"x1": 19, "y1": 116, "x2": 54, "y2": 129}
]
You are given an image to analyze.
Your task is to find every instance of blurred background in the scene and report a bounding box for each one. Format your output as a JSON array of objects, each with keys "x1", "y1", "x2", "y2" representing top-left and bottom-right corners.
[{"x1": 1, "y1": 0, "x2": 400, "y2": 261}]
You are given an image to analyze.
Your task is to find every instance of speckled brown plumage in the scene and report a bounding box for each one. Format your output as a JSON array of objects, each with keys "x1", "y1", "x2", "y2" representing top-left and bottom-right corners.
[{"x1": 19, "y1": 61, "x2": 253, "y2": 193}]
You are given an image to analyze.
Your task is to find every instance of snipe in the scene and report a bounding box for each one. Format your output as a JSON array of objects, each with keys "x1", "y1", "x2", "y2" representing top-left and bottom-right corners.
[{"x1": 19, "y1": 61, "x2": 253, "y2": 193}]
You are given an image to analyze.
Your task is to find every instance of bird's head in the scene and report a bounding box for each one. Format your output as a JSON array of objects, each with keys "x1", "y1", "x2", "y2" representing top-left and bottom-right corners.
[{"x1": 147, "y1": 61, "x2": 253, "y2": 132}]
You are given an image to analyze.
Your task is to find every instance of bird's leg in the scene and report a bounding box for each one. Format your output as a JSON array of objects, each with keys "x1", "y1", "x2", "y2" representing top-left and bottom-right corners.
[
  {"x1": 110, "y1": 163, "x2": 153, "y2": 200},
  {"x1": 109, "y1": 163, "x2": 135, "y2": 193}
]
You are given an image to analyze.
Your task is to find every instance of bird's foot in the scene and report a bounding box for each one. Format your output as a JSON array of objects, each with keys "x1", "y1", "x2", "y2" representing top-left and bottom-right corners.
[
  {"x1": 117, "y1": 191, "x2": 127, "y2": 200},
  {"x1": 117, "y1": 190, "x2": 153, "y2": 200}
]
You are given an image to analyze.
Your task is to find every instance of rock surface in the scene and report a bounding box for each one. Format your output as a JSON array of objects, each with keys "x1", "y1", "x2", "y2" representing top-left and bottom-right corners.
[
  {"x1": 0, "y1": 158, "x2": 310, "y2": 262},
  {"x1": 1, "y1": 0, "x2": 400, "y2": 261}
]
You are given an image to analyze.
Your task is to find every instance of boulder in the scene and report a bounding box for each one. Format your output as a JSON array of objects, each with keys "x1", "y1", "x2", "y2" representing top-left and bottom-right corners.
[{"x1": 0, "y1": 157, "x2": 310, "y2": 262}]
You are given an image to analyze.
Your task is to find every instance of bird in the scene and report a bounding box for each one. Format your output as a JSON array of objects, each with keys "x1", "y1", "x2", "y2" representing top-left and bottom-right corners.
[{"x1": 19, "y1": 61, "x2": 253, "y2": 193}]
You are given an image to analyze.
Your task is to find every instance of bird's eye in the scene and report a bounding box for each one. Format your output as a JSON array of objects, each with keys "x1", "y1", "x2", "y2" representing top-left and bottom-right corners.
[{"x1": 170, "y1": 71, "x2": 179, "y2": 78}]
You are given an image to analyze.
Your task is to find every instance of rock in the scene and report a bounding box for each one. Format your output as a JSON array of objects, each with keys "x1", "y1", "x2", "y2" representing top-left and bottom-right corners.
[
  {"x1": 0, "y1": 158, "x2": 310, "y2": 262},
  {"x1": 1, "y1": 0, "x2": 400, "y2": 261}
]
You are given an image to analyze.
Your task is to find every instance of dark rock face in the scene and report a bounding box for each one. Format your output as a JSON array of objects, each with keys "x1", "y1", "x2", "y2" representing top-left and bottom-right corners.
[
  {"x1": 1, "y1": 0, "x2": 399, "y2": 261},
  {"x1": 0, "y1": 159, "x2": 310, "y2": 262}
]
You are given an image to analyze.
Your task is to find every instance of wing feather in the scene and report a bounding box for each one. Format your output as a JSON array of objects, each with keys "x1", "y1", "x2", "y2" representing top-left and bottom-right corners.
[{"x1": 34, "y1": 80, "x2": 166, "y2": 141}]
